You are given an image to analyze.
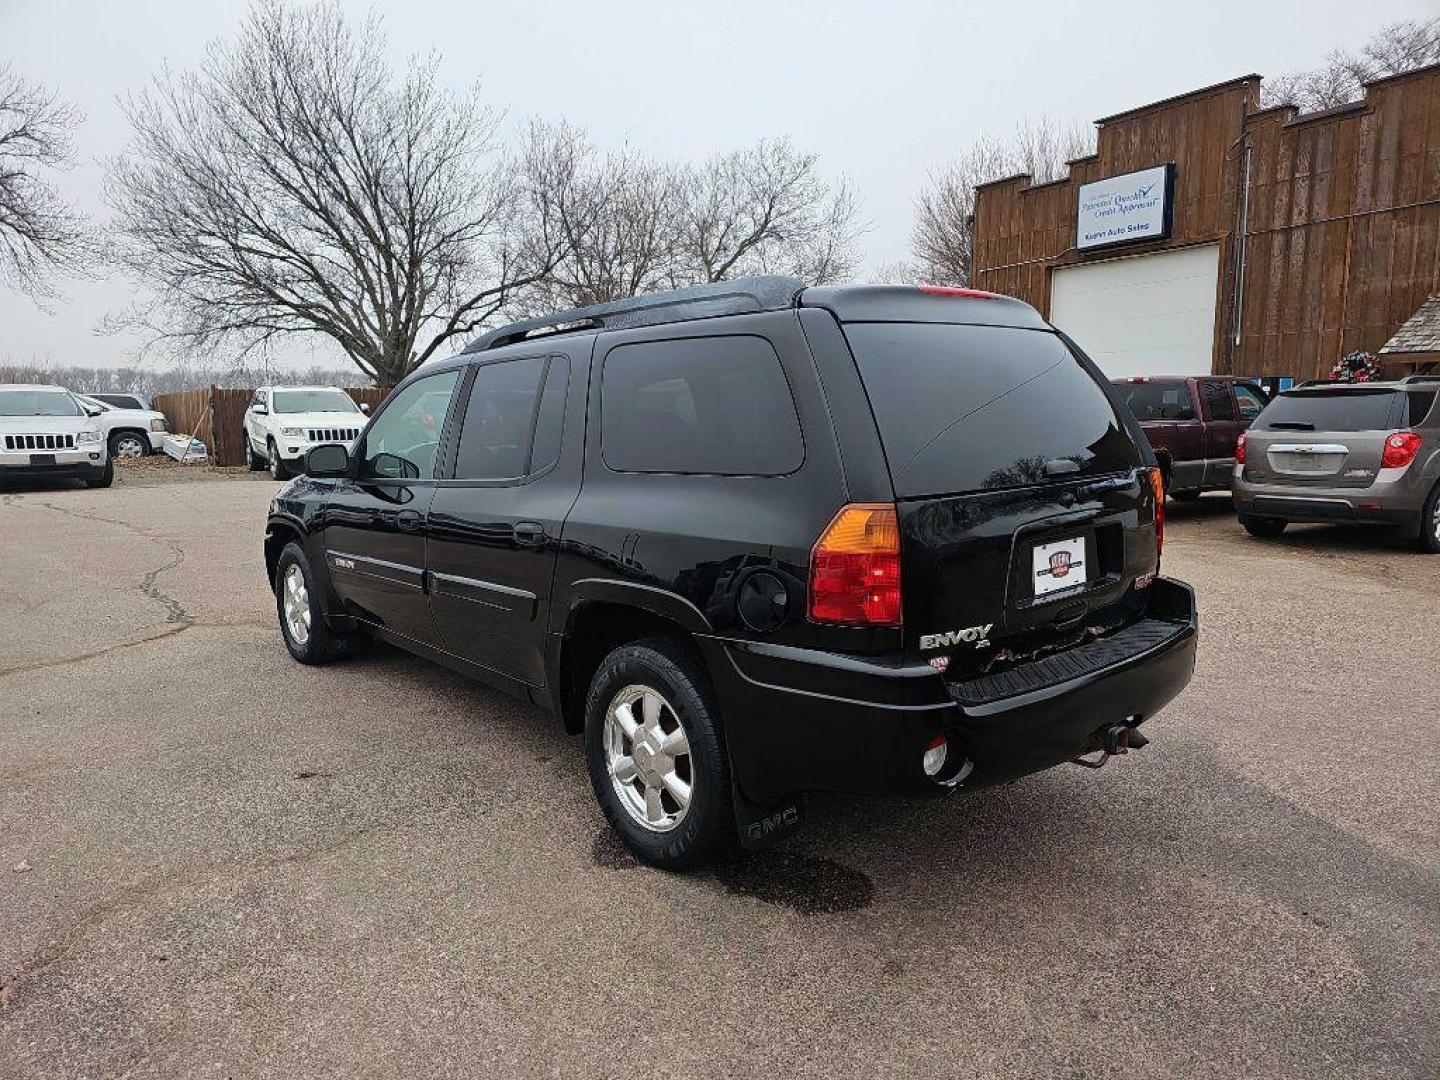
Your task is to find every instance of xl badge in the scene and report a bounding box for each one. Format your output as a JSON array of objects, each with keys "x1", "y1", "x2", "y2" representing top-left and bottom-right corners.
[{"x1": 920, "y1": 623, "x2": 994, "y2": 650}]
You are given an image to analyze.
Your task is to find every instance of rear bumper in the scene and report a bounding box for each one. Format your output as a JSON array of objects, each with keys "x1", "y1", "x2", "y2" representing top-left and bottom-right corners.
[
  {"x1": 1234, "y1": 471, "x2": 1427, "y2": 529},
  {"x1": 700, "y1": 578, "x2": 1198, "y2": 807}
]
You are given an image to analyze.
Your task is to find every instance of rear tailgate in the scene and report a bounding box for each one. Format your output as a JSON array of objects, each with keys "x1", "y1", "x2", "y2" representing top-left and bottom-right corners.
[
  {"x1": 842, "y1": 321, "x2": 1159, "y2": 679},
  {"x1": 1244, "y1": 388, "x2": 1402, "y2": 488}
]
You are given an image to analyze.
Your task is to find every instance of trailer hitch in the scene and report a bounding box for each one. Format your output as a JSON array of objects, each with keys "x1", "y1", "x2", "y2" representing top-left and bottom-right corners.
[{"x1": 1071, "y1": 722, "x2": 1149, "y2": 769}]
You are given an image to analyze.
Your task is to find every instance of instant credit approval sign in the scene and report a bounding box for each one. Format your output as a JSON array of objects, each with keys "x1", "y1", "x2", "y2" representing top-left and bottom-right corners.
[{"x1": 1075, "y1": 164, "x2": 1174, "y2": 251}]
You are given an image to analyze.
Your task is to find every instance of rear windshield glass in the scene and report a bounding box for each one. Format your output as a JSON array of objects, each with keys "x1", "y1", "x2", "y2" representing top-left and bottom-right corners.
[
  {"x1": 845, "y1": 323, "x2": 1140, "y2": 497},
  {"x1": 272, "y1": 389, "x2": 359, "y2": 414},
  {"x1": 1256, "y1": 390, "x2": 1399, "y2": 432},
  {"x1": 0, "y1": 390, "x2": 81, "y2": 417},
  {"x1": 1114, "y1": 381, "x2": 1194, "y2": 421}
]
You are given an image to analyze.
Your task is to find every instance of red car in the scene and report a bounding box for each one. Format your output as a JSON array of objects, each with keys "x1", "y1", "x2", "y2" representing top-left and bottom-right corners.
[{"x1": 1111, "y1": 377, "x2": 1269, "y2": 500}]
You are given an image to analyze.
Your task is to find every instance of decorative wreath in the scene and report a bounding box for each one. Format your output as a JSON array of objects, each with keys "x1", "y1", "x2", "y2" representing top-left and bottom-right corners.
[{"x1": 1329, "y1": 350, "x2": 1382, "y2": 383}]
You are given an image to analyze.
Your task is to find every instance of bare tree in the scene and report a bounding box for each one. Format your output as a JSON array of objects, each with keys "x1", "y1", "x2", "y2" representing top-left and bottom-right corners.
[
  {"x1": 523, "y1": 131, "x2": 860, "y2": 312},
  {"x1": 910, "y1": 118, "x2": 1094, "y2": 286},
  {"x1": 1262, "y1": 18, "x2": 1439, "y2": 112},
  {"x1": 516, "y1": 121, "x2": 683, "y2": 313},
  {"x1": 0, "y1": 67, "x2": 91, "y2": 294},
  {"x1": 106, "y1": 2, "x2": 567, "y2": 386},
  {"x1": 678, "y1": 138, "x2": 860, "y2": 285}
]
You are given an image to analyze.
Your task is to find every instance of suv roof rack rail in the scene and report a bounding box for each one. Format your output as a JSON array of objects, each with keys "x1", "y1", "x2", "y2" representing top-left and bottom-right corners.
[
  {"x1": 464, "y1": 276, "x2": 807, "y2": 353},
  {"x1": 1401, "y1": 374, "x2": 1440, "y2": 385}
]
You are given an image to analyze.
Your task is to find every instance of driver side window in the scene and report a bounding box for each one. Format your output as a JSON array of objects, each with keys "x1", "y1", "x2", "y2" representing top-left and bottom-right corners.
[{"x1": 359, "y1": 369, "x2": 460, "y2": 480}]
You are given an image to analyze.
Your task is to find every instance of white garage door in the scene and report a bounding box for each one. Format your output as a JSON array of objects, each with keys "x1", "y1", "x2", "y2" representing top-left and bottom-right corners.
[{"x1": 1049, "y1": 244, "x2": 1220, "y2": 377}]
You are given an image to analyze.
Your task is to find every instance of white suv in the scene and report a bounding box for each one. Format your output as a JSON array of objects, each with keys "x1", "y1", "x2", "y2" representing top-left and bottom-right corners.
[
  {"x1": 74, "y1": 394, "x2": 169, "y2": 459},
  {"x1": 0, "y1": 384, "x2": 111, "y2": 487},
  {"x1": 243, "y1": 386, "x2": 369, "y2": 479}
]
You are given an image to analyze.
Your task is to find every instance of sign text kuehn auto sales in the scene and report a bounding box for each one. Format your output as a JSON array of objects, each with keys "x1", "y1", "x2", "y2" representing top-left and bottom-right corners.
[{"x1": 1075, "y1": 163, "x2": 1174, "y2": 251}]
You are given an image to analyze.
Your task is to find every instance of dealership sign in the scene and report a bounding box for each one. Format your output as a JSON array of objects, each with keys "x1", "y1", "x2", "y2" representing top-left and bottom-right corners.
[{"x1": 1076, "y1": 164, "x2": 1175, "y2": 251}]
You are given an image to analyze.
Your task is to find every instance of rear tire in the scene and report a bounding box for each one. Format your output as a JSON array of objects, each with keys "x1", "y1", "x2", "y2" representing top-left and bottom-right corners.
[
  {"x1": 1417, "y1": 482, "x2": 1440, "y2": 554},
  {"x1": 1240, "y1": 514, "x2": 1287, "y2": 538},
  {"x1": 246, "y1": 436, "x2": 266, "y2": 471},
  {"x1": 584, "y1": 638, "x2": 735, "y2": 870},
  {"x1": 274, "y1": 542, "x2": 361, "y2": 664}
]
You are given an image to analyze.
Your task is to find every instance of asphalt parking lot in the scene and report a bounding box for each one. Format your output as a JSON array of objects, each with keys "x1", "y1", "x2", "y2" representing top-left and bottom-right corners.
[{"x1": 1, "y1": 468, "x2": 1436, "y2": 1079}]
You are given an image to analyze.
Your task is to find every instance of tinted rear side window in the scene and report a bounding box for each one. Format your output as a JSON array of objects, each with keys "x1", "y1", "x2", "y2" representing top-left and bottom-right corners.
[
  {"x1": 454, "y1": 357, "x2": 546, "y2": 480},
  {"x1": 1256, "y1": 390, "x2": 1400, "y2": 432},
  {"x1": 1408, "y1": 392, "x2": 1436, "y2": 427},
  {"x1": 602, "y1": 336, "x2": 803, "y2": 475},
  {"x1": 845, "y1": 323, "x2": 1140, "y2": 497},
  {"x1": 1115, "y1": 381, "x2": 1194, "y2": 421}
]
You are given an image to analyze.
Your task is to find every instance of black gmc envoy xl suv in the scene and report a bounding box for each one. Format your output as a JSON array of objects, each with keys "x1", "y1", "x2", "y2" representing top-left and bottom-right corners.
[{"x1": 264, "y1": 278, "x2": 1198, "y2": 868}]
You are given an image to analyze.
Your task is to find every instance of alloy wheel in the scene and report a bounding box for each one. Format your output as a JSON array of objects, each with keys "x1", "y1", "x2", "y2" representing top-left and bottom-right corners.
[
  {"x1": 114, "y1": 434, "x2": 146, "y2": 459},
  {"x1": 603, "y1": 684, "x2": 693, "y2": 833},
  {"x1": 282, "y1": 563, "x2": 311, "y2": 646}
]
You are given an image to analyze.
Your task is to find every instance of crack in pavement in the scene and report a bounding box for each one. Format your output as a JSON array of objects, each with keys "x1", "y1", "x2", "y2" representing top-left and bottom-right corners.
[
  {"x1": 0, "y1": 619, "x2": 270, "y2": 681},
  {"x1": 33, "y1": 499, "x2": 196, "y2": 626}
]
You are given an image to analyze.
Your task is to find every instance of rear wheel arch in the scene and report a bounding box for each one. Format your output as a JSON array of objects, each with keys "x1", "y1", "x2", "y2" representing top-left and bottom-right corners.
[{"x1": 555, "y1": 598, "x2": 710, "y2": 735}]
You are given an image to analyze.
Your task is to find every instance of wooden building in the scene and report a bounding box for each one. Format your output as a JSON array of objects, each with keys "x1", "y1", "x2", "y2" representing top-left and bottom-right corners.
[{"x1": 971, "y1": 64, "x2": 1439, "y2": 382}]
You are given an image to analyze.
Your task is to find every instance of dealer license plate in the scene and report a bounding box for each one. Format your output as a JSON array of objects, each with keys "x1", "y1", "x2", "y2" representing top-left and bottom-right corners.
[
  {"x1": 29, "y1": 454, "x2": 56, "y2": 466},
  {"x1": 1032, "y1": 536, "x2": 1087, "y2": 598}
]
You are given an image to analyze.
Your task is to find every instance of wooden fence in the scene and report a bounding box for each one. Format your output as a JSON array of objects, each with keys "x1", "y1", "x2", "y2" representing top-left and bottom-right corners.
[{"x1": 152, "y1": 386, "x2": 389, "y2": 468}]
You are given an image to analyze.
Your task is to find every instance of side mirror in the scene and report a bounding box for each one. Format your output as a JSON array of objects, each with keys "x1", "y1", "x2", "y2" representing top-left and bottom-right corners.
[
  {"x1": 253, "y1": 405, "x2": 268, "y2": 415},
  {"x1": 360, "y1": 402, "x2": 371, "y2": 415},
  {"x1": 369, "y1": 451, "x2": 418, "y2": 479},
  {"x1": 305, "y1": 443, "x2": 350, "y2": 477},
  {"x1": 84, "y1": 406, "x2": 103, "y2": 418}
]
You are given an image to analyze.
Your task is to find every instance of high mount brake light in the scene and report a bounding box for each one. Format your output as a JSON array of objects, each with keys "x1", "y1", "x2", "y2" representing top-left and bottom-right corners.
[
  {"x1": 1235, "y1": 431, "x2": 1247, "y2": 465},
  {"x1": 808, "y1": 503, "x2": 902, "y2": 626},
  {"x1": 916, "y1": 284, "x2": 1001, "y2": 300},
  {"x1": 1149, "y1": 468, "x2": 1165, "y2": 556},
  {"x1": 1381, "y1": 431, "x2": 1422, "y2": 469}
]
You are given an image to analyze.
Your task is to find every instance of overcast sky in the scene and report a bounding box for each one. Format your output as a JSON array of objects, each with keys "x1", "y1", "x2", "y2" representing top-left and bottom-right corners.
[{"x1": 1, "y1": 0, "x2": 1433, "y2": 372}]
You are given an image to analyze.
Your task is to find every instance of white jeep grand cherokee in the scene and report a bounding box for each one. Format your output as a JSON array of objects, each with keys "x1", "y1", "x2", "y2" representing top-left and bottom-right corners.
[
  {"x1": 0, "y1": 384, "x2": 112, "y2": 487},
  {"x1": 243, "y1": 386, "x2": 369, "y2": 479},
  {"x1": 74, "y1": 394, "x2": 169, "y2": 459}
]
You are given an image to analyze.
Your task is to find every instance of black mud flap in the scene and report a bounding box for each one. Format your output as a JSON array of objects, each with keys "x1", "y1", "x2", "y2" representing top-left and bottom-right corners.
[{"x1": 732, "y1": 777, "x2": 804, "y2": 851}]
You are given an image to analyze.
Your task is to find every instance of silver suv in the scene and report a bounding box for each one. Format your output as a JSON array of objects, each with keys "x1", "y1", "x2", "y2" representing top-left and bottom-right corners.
[{"x1": 1232, "y1": 377, "x2": 1440, "y2": 553}]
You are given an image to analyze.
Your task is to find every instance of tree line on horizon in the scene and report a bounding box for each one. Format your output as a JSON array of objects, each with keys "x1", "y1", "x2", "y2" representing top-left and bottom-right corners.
[{"x1": 2, "y1": 4, "x2": 1435, "y2": 391}]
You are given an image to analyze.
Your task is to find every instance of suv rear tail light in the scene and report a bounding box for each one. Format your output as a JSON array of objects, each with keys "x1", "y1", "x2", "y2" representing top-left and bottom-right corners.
[
  {"x1": 1381, "y1": 431, "x2": 1422, "y2": 469},
  {"x1": 1148, "y1": 468, "x2": 1165, "y2": 556},
  {"x1": 808, "y1": 503, "x2": 902, "y2": 626},
  {"x1": 1235, "y1": 431, "x2": 1247, "y2": 465}
]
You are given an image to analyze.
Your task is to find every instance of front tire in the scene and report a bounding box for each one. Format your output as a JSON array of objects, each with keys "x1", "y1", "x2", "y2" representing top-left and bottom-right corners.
[
  {"x1": 274, "y1": 542, "x2": 359, "y2": 664},
  {"x1": 584, "y1": 639, "x2": 735, "y2": 870},
  {"x1": 84, "y1": 459, "x2": 114, "y2": 489},
  {"x1": 109, "y1": 431, "x2": 148, "y2": 459},
  {"x1": 246, "y1": 435, "x2": 266, "y2": 471},
  {"x1": 1240, "y1": 514, "x2": 1287, "y2": 538},
  {"x1": 268, "y1": 439, "x2": 289, "y2": 480},
  {"x1": 1417, "y1": 482, "x2": 1440, "y2": 554}
]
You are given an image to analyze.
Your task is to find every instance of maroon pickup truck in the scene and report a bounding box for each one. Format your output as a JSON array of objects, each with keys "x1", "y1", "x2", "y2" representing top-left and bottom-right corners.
[{"x1": 1112, "y1": 377, "x2": 1269, "y2": 500}]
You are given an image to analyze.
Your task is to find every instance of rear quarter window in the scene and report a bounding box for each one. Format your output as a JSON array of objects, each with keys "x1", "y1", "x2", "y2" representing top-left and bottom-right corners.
[
  {"x1": 601, "y1": 336, "x2": 804, "y2": 475},
  {"x1": 1408, "y1": 391, "x2": 1436, "y2": 427}
]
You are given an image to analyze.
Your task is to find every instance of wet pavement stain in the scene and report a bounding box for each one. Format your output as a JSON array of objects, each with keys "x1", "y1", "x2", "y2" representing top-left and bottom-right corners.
[{"x1": 711, "y1": 851, "x2": 874, "y2": 914}]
